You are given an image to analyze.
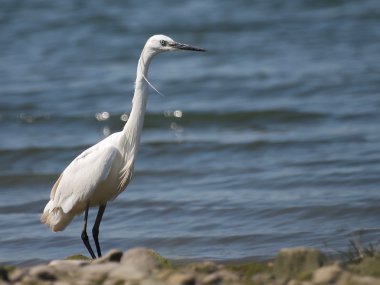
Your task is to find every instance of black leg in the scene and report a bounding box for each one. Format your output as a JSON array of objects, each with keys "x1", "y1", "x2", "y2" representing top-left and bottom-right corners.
[
  {"x1": 92, "y1": 204, "x2": 106, "y2": 258},
  {"x1": 81, "y1": 205, "x2": 96, "y2": 259}
]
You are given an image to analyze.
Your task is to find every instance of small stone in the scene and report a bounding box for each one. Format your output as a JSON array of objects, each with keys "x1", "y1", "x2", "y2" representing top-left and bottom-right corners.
[
  {"x1": 202, "y1": 272, "x2": 222, "y2": 284},
  {"x1": 141, "y1": 279, "x2": 167, "y2": 285},
  {"x1": 102, "y1": 277, "x2": 128, "y2": 285},
  {"x1": 108, "y1": 247, "x2": 164, "y2": 281},
  {"x1": 53, "y1": 282, "x2": 72, "y2": 285},
  {"x1": 251, "y1": 273, "x2": 274, "y2": 285},
  {"x1": 313, "y1": 264, "x2": 342, "y2": 284},
  {"x1": 219, "y1": 269, "x2": 240, "y2": 281},
  {"x1": 120, "y1": 247, "x2": 159, "y2": 272},
  {"x1": 9, "y1": 268, "x2": 27, "y2": 282},
  {"x1": 18, "y1": 274, "x2": 39, "y2": 284},
  {"x1": 93, "y1": 249, "x2": 123, "y2": 264},
  {"x1": 29, "y1": 265, "x2": 57, "y2": 281},
  {"x1": 110, "y1": 266, "x2": 142, "y2": 281},
  {"x1": 49, "y1": 259, "x2": 90, "y2": 267},
  {"x1": 49, "y1": 259, "x2": 87, "y2": 278},
  {"x1": 273, "y1": 247, "x2": 326, "y2": 279},
  {"x1": 288, "y1": 280, "x2": 313, "y2": 285},
  {"x1": 202, "y1": 270, "x2": 239, "y2": 284},
  {"x1": 79, "y1": 263, "x2": 119, "y2": 283},
  {"x1": 168, "y1": 272, "x2": 196, "y2": 285}
]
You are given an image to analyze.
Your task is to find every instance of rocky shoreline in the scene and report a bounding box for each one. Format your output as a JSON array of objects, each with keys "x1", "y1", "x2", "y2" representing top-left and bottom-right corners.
[{"x1": 1, "y1": 247, "x2": 380, "y2": 285}]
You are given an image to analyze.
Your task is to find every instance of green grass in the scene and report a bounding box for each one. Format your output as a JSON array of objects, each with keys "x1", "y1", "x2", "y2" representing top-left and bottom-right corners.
[
  {"x1": 66, "y1": 254, "x2": 91, "y2": 260},
  {"x1": 152, "y1": 251, "x2": 175, "y2": 269},
  {"x1": 226, "y1": 262, "x2": 271, "y2": 279},
  {"x1": 337, "y1": 239, "x2": 380, "y2": 278},
  {"x1": 347, "y1": 255, "x2": 380, "y2": 278}
]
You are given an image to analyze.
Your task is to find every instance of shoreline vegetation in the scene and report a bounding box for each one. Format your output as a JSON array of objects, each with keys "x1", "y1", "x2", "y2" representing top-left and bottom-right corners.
[{"x1": 1, "y1": 246, "x2": 380, "y2": 285}]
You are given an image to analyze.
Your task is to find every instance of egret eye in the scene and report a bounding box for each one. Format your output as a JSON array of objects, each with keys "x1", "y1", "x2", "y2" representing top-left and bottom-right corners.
[{"x1": 160, "y1": 40, "x2": 167, "y2": 46}]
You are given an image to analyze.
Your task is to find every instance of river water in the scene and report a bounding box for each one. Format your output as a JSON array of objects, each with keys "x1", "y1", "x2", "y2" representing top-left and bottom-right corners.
[{"x1": 0, "y1": 0, "x2": 380, "y2": 265}]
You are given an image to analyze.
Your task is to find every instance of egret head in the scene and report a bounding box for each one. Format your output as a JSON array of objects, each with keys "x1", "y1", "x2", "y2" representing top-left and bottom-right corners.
[{"x1": 146, "y1": 34, "x2": 206, "y2": 54}]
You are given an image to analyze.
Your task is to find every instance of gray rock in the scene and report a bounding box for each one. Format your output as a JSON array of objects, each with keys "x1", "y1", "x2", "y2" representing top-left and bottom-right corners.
[
  {"x1": 29, "y1": 265, "x2": 57, "y2": 281},
  {"x1": 79, "y1": 263, "x2": 119, "y2": 283},
  {"x1": 49, "y1": 259, "x2": 90, "y2": 268},
  {"x1": 187, "y1": 261, "x2": 218, "y2": 274},
  {"x1": 52, "y1": 282, "x2": 72, "y2": 285},
  {"x1": 202, "y1": 269, "x2": 239, "y2": 284},
  {"x1": 288, "y1": 280, "x2": 313, "y2": 285},
  {"x1": 313, "y1": 264, "x2": 342, "y2": 284},
  {"x1": 76, "y1": 262, "x2": 119, "y2": 284},
  {"x1": 273, "y1": 247, "x2": 326, "y2": 279},
  {"x1": 251, "y1": 273, "x2": 274, "y2": 285},
  {"x1": 16, "y1": 274, "x2": 40, "y2": 284},
  {"x1": 111, "y1": 247, "x2": 161, "y2": 280},
  {"x1": 48, "y1": 259, "x2": 87, "y2": 279},
  {"x1": 202, "y1": 272, "x2": 221, "y2": 285},
  {"x1": 121, "y1": 248, "x2": 161, "y2": 269},
  {"x1": 141, "y1": 279, "x2": 168, "y2": 285},
  {"x1": 93, "y1": 249, "x2": 123, "y2": 264},
  {"x1": 110, "y1": 264, "x2": 146, "y2": 281},
  {"x1": 168, "y1": 272, "x2": 196, "y2": 285},
  {"x1": 9, "y1": 268, "x2": 28, "y2": 283}
]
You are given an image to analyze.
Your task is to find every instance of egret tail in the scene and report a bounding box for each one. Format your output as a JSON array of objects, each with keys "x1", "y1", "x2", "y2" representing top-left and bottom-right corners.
[{"x1": 41, "y1": 202, "x2": 75, "y2": 232}]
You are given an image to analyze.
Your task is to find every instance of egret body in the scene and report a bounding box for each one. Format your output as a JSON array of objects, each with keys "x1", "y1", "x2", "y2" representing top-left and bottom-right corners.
[{"x1": 41, "y1": 35, "x2": 205, "y2": 258}]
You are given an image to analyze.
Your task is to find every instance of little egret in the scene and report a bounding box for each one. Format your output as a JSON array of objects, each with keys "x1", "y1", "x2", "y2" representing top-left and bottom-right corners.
[{"x1": 41, "y1": 35, "x2": 205, "y2": 259}]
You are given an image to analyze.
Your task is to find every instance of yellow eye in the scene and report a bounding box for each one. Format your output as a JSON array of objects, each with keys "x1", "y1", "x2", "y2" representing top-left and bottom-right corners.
[{"x1": 160, "y1": 40, "x2": 167, "y2": 46}]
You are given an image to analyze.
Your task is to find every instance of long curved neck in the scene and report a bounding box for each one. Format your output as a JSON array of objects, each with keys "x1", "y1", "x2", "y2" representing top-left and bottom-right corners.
[{"x1": 121, "y1": 47, "x2": 155, "y2": 154}]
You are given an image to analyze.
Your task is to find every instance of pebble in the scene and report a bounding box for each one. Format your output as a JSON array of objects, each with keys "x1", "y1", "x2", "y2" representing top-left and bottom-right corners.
[
  {"x1": 202, "y1": 272, "x2": 222, "y2": 284},
  {"x1": 109, "y1": 265, "x2": 146, "y2": 281},
  {"x1": 121, "y1": 247, "x2": 160, "y2": 272},
  {"x1": 251, "y1": 273, "x2": 274, "y2": 284},
  {"x1": 93, "y1": 249, "x2": 123, "y2": 264},
  {"x1": 313, "y1": 263, "x2": 342, "y2": 284},
  {"x1": 49, "y1": 259, "x2": 90, "y2": 268},
  {"x1": 79, "y1": 263, "x2": 119, "y2": 282},
  {"x1": 288, "y1": 280, "x2": 313, "y2": 285},
  {"x1": 53, "y1": 282, "x2": 72, "y2": 285},
  {"x1": 203, "y1": 269, "x2": 239, "y2": 284},
  {"x1": 168, "y1": 272, "x2": 196, "y2": 285},
  {"x1": 28, "y1": 265, "x2": 57, "y2": 281}
]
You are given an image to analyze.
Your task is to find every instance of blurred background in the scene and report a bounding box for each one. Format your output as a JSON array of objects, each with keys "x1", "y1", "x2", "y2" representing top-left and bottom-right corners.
[{"x1": 0, "y1": 0, "x2": 379, "y2": 265}]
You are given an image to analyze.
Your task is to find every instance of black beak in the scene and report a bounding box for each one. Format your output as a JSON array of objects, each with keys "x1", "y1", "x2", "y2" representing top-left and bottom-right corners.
[{"x1": 170, "y1": 42, "x2": 206, "y2": 52}]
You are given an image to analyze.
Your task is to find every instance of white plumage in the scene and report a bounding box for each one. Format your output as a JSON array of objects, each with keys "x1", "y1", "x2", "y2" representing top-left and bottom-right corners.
[
  {"x1": 41, "y1": 133, "x2": 127, "y2": 231},
  {"x1": 41, "y1": 34, "x2": 205, "y2": 258}
]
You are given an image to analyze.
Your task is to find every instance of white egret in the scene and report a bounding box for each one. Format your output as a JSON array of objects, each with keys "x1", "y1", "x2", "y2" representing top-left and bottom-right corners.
[{"x1": 41, "y1": 35, "x2": 205, "y2": 259}]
